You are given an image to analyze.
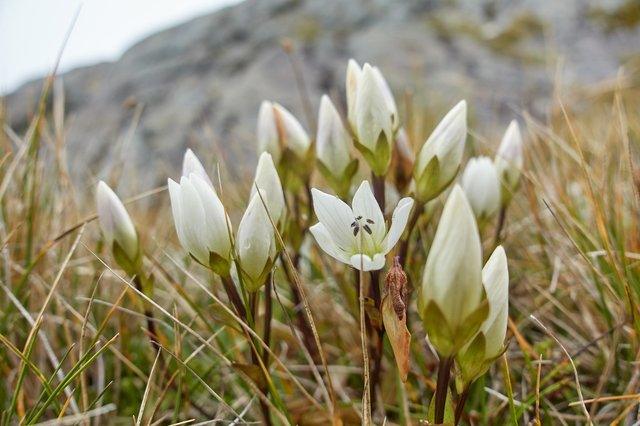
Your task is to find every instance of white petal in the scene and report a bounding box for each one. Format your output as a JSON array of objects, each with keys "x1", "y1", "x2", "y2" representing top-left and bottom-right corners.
[
  {"x1": 168, "y1": 178, "x2": 187, "y2": 252},
  {"x1": 257, "y1": 101, "x2": 281, "y2": 162},
  {"x1": 421, "y1": 185, "x2": 483, "y2": 330},
  {"x1": 355, "y1": 64, "x2": 393, "y2": 151},
  {"x1": 382, "y1": 197, "x2": 414, "y2": 254},
  {"x1": 346, "y1": 59, "x2": 362, "y2": 129},
  {"x1": 351, "y1": 180, "x2": 385, "y2": 242},
  {"x1": 416, "y1": 100, "x2": 467, "y2": 182},
  {"x1": 372, "y1": 66, "x2": 398, "y2": 129},
  {"x1": 461, "y1": 157, "x2": 501, "y2": 219},
  {"x1": 182, "y1": 149, "x2": 215, "y2": 189},
  {"x1": 310, "y1": 223, "x2": 351, "y2": 264},
  {"x1": 481, "y1": 245, "x2": 509, "y2": 357},
  {"x1": 273, "y1": 103, "x2": 310, "y2": 157},
  {"x1": 178, "y1": 177, "x2": 210, "y2": 264},
  {"x1": 190, "y1": 175, "x2": 232, "y2": 260},
  {"x1": 350, "y1": 253, "x2": 385, "y2": 271},
  {"x1": 237, "y1": 191, "x2": 274, "y2": 282},
  {"x1": 311, "y1": 188, "x2": 358, "y2": 253},
  {"x1": 251, "y1": 152, "x2": 286, "y2": 225},
  {"x1": 96, "y1": 181, "x2": 138, "y2": 260},
  {"x1": 316, "y1": 95, "x2": 351, "y2": 175}
]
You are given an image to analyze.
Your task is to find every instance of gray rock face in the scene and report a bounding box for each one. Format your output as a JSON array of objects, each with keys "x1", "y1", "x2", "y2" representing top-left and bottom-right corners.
[{"x1": 4, "y1": 0, "x2": 639, "y2": 193}]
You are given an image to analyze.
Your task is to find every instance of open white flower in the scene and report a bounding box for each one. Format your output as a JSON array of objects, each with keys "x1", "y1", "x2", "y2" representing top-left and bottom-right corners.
[
  {"x1": 310, "y1": 180, "x2": 414, "y2": 271},
  {"x1": 168, "y1": 173, "x2": 232, "y2": 274},
  {"x1": 96, "y1": 181, "x2": 140, "y2": 269}
]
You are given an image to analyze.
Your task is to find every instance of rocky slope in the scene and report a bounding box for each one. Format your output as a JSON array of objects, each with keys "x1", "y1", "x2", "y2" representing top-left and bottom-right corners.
[{"x1": 4, "y1": 0, "x2": 639, "y2": 193}]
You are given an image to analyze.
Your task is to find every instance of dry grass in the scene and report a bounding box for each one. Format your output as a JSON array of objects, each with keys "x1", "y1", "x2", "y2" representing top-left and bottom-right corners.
[{"x1": 1, "y1": 64, "x2": 640, "y2": 426}]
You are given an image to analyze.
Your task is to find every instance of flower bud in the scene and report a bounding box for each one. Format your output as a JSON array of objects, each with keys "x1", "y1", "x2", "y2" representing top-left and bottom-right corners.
[
  {"x1": 96, "y1": 181, "x2": 141, "y2": 274},
  {"x1": 237, "y1": 190, "x2": 277, "y2": 291},
  {"x1": 456, "y1": 246, "x2": 509, "y2": 385},
  {"x1": 414, "y1": 101, "x2": 467, "y2": 202},
  {"x1": 168, "y1": 174, "x2": 232, "y2": 275},
  {"x1": 182, "y1": 149, "x2": 214, "y2": 188},
  {"x1": 372, "y1": 66, "x2": 399, "y2": 132},
  {"x1": 418, "y1": 185, "x2": 487, "y2": 357},
  {"x1": 316, "y1": 95, "x2": 357, "y2": 196},
  {"x1": 257, "y1": 101, "x2": 281, "y2": 162},
  {"x1": 251, "y1": 152, "x2": 286, "y2": 228},
  {"x1": 353, "y1": 64, "x2": 395, "y2": 176},
  {"x1": 272, "y1": 102, "x2": 311, "y2": 159},
  {"x1": 494, "y1": 120, "x2": 523, "y2": 206},
  {"x1": 461, "y1": 156, "x2": 501, "y2": 225}
]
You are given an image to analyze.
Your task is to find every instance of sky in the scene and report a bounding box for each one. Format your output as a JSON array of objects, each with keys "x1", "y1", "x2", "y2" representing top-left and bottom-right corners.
[{"x1": 0, "y1": 0, "x2": 244, "y2": 94}]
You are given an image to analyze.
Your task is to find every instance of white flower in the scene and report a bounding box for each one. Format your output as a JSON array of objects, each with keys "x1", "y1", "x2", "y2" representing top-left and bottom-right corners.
[
  {"x1": 168, "y1": 174, "x2": 232, "y2": 274},
  {"x1": 182, "y1": 149, "x2": 214, "y2": 188},
  {"x1": 461, "y1": 156, "x2": 501, "y2": 222},
  {"x1": 494, "y1": 120, "x2": 523, "y2": 205},
  {"x1": 96, "y1": 181, "x2": 139, "y2": 265},
  {"x1": 236, "y1": 190, "x2": 277, "y2": 291},
  {"x1": 316, "y1": 95, "x2": 352, "y2": 176},
  {"x1": 250, "y1": 152, "x2": 286, "y2": 227},
  {"x1": 419, "y1": 185, "x2": 485, "y2": 356},
  {"x1": 414, "y1": 100, "x2": 467, "y2": 202},
  {"x1": 257, "y1": 101, "x2": 281, "y2": 162},
  {"x1": 310, "y1": 180, "x2": 414, "y2": 271}
]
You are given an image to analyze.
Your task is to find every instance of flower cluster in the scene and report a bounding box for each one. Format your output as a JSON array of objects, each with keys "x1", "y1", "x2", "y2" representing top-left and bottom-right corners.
[{"x1": 93, "y1": 58, "x2": 525, "y2": 425}]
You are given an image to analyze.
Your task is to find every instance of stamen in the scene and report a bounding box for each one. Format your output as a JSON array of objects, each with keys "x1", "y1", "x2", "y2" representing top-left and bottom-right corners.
[{"x1": 363, "y1": 224, "x2": 372, "y2": 235}]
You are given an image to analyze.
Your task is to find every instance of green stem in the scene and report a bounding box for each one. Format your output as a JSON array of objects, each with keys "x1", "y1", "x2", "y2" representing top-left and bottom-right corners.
[
  {"x1": 434, "y1": 356, "x2": 454, "y2": 424},
  {"x1": 371, "y1": 172, "x2": 385, "y2": 212},
  {"x1": 398, "y1": 203, "x2": 424, "y2": 268}
]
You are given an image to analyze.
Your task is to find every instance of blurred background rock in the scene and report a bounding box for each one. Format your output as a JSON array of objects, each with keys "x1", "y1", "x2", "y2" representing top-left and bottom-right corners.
[{"x1": 3, "y1": 0, "x2": 639, "y2": 194}]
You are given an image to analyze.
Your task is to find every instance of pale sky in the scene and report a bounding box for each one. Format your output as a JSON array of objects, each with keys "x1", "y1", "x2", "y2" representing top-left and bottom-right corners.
[{"x1": 0, "y1": 0, "x2": 244, "y2": 94}]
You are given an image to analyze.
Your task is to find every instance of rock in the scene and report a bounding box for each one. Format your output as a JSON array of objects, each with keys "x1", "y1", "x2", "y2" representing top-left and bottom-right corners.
[{"x1": 4, "y1": 0, "x2": 639, "y2": 194}]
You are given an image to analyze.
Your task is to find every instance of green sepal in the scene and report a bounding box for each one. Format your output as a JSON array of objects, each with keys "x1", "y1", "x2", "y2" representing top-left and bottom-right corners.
[
  {"x1": 208, "y1": 251, "x2": 231, "y2": 277},
  {"x1": 279, "y1": 143, "x2": 316, "y2": 192},
  {"x1": 427, "y1": 385, "x2": 455, "y2": 425},
  {"x1": 317, "y1": 158, "x2": 359, "y2": 199},
  {"x1": 112, "y1": 240, "x2": 142, "y2": 277},
  {"x1": 422, "y1": 297, "x2": 489, "y2": 358},
  {"x1": 456, "y1": 332, "x2": 487, "y2": 386},
  {"x1": 414, "y1": 155, "x2": 440, "y2": 202},
  {"x1": 241, "y1": 258, "x2": 274, "y2": 293},
  {"x1": 353, "y1": 131, "x2": 392, "y2": 177}
]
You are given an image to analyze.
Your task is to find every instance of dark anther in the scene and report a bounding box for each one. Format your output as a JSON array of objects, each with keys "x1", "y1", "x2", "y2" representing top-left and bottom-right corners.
[
  {"x1": 356, "y1": 215, "x2": 363, "y2": 220},
  {"x1": 366, "y1": 218, "x2": 374, "y2": 224},
  {"x1": 350, "y1": 221, "x2": 357, "y2": 228},
  {"x1": 363, "y1": 224, "x2": 372, "y2": 235},
  {"x1": 353, "y1": 225, "x2": 360, "y2": 236}
]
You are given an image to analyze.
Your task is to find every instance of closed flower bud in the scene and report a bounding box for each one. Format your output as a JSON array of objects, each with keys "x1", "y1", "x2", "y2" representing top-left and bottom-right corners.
[
  {"x1": 257, "y1": 101, "x2": 281, "y2": 162},
  {"x1": 237, "y1": 190, "x2": 277, "y2": 291},
  {"x1": 168, "y1": 174, "x2": 232, "y2": 275},
  {"x1": 372, "y1": 66, "x2": 399, "y2": 132},
  {"x1": 353, "y1": 64, "x2": 395, "y2": 176},
  {"x1": 418, "y1": 185, "x2": 487, "y2": 357},
  {"x1": 316, "y1": 95, "x2": 357, "y2": 196},
  {"x1": 251, "y1": 152, "x2": 286, "y2": 228},
  {"x1": 456, "y1": 246, "x2": 509, "y2": 385},
  {"x1": 414, "y1": 101, "x2": 467, "y2": 202},
  {"x1": 182, "y1": 149, "x2": 214, "y2": 188},
  {"x1": 494, "y1": 120, "x2": 523, "y2": 206},
  {"x1": 96, "y1": 181, "x2": 141, "y2": 274},
  {"x1": 461, "y1": 156, "x2": 501, "y2": 225}
]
